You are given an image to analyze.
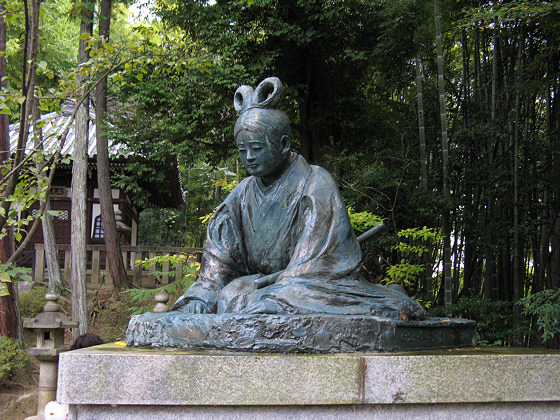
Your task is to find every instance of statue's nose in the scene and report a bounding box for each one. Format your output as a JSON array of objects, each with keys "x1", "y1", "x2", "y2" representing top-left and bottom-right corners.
[{"x1": 246, "y1": 149, "x2": 255, "y2": 161}]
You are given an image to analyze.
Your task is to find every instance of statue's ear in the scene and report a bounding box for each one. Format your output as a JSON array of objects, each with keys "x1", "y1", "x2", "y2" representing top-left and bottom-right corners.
[{"x1": 281, "y1": 135, "x2": 291, "y2": 154}]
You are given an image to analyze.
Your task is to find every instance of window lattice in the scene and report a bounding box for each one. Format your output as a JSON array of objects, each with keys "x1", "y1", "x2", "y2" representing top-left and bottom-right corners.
[{"x1": 92, "y1": 215, "x2": 104, "y2": 239}]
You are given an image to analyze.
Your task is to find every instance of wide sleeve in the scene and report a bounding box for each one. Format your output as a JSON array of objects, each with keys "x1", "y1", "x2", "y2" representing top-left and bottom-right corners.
[
  {"x1": 172, "y1": 194, "x2": 248, "y2": 312},
  {"x1": 279, "y1": 167, "x2": 361, "y2": 283}
]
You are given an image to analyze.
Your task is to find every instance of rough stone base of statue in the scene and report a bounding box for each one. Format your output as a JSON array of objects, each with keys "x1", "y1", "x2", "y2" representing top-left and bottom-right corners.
[{"x1": 126, "y1": 312, "x2": 476, "y2": 352}]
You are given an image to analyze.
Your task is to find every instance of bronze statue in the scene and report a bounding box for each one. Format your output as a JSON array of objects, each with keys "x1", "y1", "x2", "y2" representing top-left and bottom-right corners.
[
  {"x1": 172, "y1": 77, "x2": 426, "y2": 321},
  {"x1": 127, "y1": 77, "x2": 478, "y2": 352}
]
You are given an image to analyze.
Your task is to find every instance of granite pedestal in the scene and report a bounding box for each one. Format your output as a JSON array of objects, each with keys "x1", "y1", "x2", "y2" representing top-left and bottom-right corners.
[{"x1": 57, "y1": 345, "x2": 560, "y2": 419}]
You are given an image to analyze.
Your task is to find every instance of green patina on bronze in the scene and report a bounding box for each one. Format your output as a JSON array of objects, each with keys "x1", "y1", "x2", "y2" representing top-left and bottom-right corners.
[{"x1": 127, "y1": 77, "x2": 476, "y2": 352}]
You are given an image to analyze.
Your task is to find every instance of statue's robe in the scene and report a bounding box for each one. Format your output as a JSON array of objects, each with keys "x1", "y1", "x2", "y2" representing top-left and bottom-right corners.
[{"x1": 173, "y1": 153, "x2": 426, "y2": 320}]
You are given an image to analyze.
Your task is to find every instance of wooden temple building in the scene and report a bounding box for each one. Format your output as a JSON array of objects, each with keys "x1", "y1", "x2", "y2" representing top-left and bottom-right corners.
[{"x1": 9, "y1": 103, "x2": 187, "y2": 287}]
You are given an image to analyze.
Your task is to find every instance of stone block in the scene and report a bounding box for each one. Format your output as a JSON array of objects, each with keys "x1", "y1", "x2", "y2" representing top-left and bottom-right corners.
[
  {"x1": 363, "y1": 351, "x2": 560, "y2": 403},
  {"x1": 58, "y1": 345, "x2": 363, "y2": 405},
  {"x1": 57, "y1": 346, "x2": 560, "y2": 419}
]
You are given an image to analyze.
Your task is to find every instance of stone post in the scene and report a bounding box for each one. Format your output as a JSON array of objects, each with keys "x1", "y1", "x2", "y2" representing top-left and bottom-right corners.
[{"x1": 153, "y1": 290, "x2": 169, "y2": 313}]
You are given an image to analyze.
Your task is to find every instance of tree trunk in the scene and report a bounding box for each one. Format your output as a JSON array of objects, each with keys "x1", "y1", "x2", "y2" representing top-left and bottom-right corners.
[
  {"x1": 512, "y1": 24, "x2": 524, "y2": 301},
  {"x1": 32, "y1": 99, "x2": 66, "y2": 293},
  {"x1": 473, "y1": 28, "x2": 481, "y2": 108},
  {"x1": 96, "y1": 0, "x2": 128, "y2": 295},
  {"x1": 491, "y1": 26, "x2": 498, "y2": 121},
  {"x1": 299, "y1": 62, "x2": 313, "y2": 163},
  {"x1": 416, "y1": 57, "x2": 428, "y2": 192},
  {"x1": 550, "y1": 73, "x2": 560, "y2": 290},
  {"x1": 71, "y1": 0, "x2": 94, "y2": 338},
  {"x1": 435, "y1": 0, "x2": 452, "y2": 306},
  {"x1": 461, "y1": 28, "x2": 470, "y2": 125},
  {"x1": 484, "y1": 21, "x2": 497, "y2": 300},
  {"x1": 0, "y1": 2, "x2": 17, "y2": 339},
  {"x1": 415, "y1": 55, "x2": 432, "y2": 302}
]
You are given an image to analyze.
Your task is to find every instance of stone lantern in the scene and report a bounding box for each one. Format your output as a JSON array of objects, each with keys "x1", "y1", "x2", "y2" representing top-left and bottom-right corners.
[{"x1": 23, "y1": 292, "x2": 78, "y2": 420}]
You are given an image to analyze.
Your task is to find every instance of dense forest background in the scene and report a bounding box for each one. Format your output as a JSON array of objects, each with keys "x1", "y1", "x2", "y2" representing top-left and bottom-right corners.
[
  {"x1": 117, "y1": 0, "x2": 560, "y2": 305},
  {"x1": 1, "y1": 0, "x2": 559, "y2": 347}
]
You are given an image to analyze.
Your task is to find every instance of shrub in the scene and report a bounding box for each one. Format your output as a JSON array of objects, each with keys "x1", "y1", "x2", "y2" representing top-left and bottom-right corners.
[
  {"x1": 518, "y1": 289, "x2": 560, "y2": 344},
  {"x1": 429, "y1": 296, "x2": 531, "y2": 346},
  {"x1": 19, "y1": 284, "x2": 48, "y2": 321},
  {"x1": 0, "y1": 337, "x2": 33, "y2": 388},
  {"x1": 88, "y1": 293, "x2": 139, "y2": 342},
  {"x1": 346, "y1": 207, "x2": 383, "y2": 233},
  {"x1": 385, "y1": 226, "x2": 442, "y2": 297}
]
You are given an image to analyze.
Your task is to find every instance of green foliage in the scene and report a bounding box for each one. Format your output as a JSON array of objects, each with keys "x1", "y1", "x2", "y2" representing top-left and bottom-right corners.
[
  {"x1": 460, "y1": 0, "x2": 560, "y2": 27},
  {"x1": 429, "y1": 297, "x2": 531, "y2": 346},
  {"x1": 0, "y1": 153, "x2": 53, "y2": 242},
  {"x1": 4, "y1": 0, "x2": 78, "y2": 95},
  {"x1": 199, "y1": 206, "x2": 218, "y2": 227},
  {"x1": 0, "y1": 263, "x2": 33, "y2": 297},
  {"x1": 213, "y1": 176, "x2": 238, "y2": 194},
  {"x1": 346, "y1": 207, "x2": 383, "y2": 233},
  {"x1": 138, "y1": 208, "x2": 189, "y2": 247},
  {"x1": 0, "y1": 337, "x2": 32, "y2": 388},
  {"x1": 385, "y1": 263, "x2": 424, "y2": 290},
  {"x1": 518, "y1": 289, "x2": 560, "y2": 343},
  {"x1": 18, "y1": 285, "x2": 48, "y2": 321},
  {"x1": 88, "y1": 293, "x2": 137, "y2": 342},
  {"x1": 385, "y1": 227, "x2": 442, "y2": 290},
  {"x1": 124, "y1": 253, "x2": 200, "y2": 314},
  {"x1": 127, "y1": 0, "x2": 425, "y2": 170},
  {"x1": 137, "y1": 164, "x2": 239, "y2": 247},
  {"x1": 198, "y1": 176, "x2": 239, "y2": 226},
  {"x1": 394, "y1": 227, "x2": 443, "y2": 257}
]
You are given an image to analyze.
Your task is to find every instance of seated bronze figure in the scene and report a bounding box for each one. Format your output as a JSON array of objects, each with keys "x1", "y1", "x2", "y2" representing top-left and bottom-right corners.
[{"x1": 172, "y1": 77, "x2": 426, "y2": 321}]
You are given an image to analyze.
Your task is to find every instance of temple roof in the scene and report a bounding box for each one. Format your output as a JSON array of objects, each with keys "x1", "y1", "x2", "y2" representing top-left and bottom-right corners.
[
  {"x1": 8, "y1": 102, "x2": 183, "y2": 209},
  {"x1": 8, "y1": 101, "x2": 127, "y2": 158}
]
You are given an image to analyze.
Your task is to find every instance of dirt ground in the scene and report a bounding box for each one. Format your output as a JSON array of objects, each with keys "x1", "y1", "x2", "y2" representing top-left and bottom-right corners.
[{"x1": 0, "y1": 364, "x2": 39, "y2": 419}]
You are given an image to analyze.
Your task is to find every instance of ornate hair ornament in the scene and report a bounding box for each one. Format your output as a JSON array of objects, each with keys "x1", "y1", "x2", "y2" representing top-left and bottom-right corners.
[{"x1": 234, "y1": 77, "x2": 285, "y2": 115}]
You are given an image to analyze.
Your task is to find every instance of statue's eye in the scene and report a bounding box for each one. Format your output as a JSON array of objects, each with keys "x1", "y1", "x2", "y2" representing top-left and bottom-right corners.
[{"x1": 238, "y1": 147, "x2": 246, "y2": 152}]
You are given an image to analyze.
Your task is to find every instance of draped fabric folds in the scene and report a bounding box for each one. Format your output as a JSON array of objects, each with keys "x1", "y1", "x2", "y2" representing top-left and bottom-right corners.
[{"x1": 173, "y1": 153, "x2": 426, "y2": 320}]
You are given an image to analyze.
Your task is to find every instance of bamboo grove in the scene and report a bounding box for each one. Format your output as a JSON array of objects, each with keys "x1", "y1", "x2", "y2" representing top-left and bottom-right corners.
[{"x1": 417, "y1": 1, "x2": 560, "y2": 304}]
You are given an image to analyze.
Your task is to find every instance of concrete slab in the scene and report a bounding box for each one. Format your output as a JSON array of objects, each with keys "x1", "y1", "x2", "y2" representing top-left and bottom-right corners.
[
  {"x1": 58, "y1": 346, "x2": 363, "y2": 405},
  {"x1": 363, "y1": 351, "x2": 560, "y2": 403},
  {"x1": 72, "y1": 401, "x2": 560, "y2": 420},
  {"x1": 57, "y1": 346, "x2": 560, "y2": 419}
]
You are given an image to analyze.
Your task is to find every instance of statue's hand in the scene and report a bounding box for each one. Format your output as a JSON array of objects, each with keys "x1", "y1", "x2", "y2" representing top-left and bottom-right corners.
[{"x1": 183, "y1": 301, "x2": 209, "y2": 314}]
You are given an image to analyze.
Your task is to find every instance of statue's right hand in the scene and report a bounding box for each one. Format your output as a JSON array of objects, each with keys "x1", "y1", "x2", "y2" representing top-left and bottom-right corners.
[{"x1": 183, "y1": 301, "x2": 209, "y2": 314}]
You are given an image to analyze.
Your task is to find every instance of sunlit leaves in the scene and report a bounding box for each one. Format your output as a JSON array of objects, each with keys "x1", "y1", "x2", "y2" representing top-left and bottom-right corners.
[
  {"x1": 0, "y1": 263, "x2": 32, "y2": 297},
  {"x1": 460, "y1": 0, "x2": 560, "y2": 28},
  {"x1": 385, "y1": 227, "x2": 444, "y2": 291},
  {"x1": 347, "y1": 206, "x2": 384, "y2": 233}
]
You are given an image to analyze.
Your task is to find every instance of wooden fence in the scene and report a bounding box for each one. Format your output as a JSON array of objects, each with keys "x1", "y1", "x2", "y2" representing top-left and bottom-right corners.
[{"x1": 33, "y1": 244, "x2": 203, "y2": 289}]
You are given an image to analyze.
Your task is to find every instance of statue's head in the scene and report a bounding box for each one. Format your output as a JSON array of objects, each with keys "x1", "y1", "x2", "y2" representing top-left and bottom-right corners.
[{"x1": 234, "y1": 77, "x2": 291, "y2": 185}]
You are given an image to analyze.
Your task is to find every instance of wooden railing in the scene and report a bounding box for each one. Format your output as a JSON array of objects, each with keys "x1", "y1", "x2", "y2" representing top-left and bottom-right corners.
[{"x1": 33, "y1": 244, "x2": 203, "y2": 289}]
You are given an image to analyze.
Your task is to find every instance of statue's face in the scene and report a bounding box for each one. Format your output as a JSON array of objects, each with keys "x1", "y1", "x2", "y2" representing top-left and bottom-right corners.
[{"x1": 236, "y1": 128, "x2": 288, "y2": 183}]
